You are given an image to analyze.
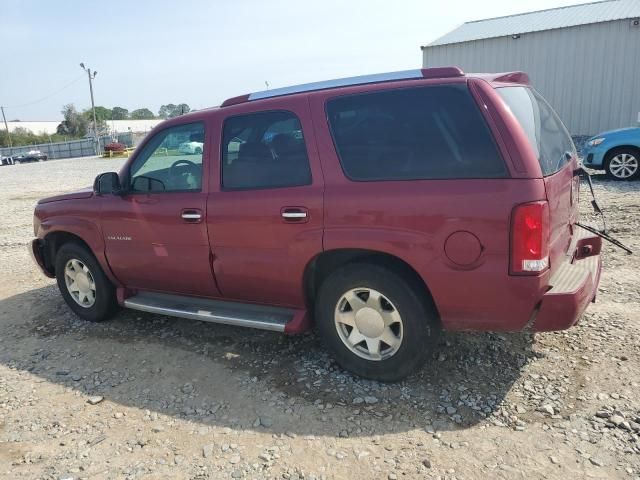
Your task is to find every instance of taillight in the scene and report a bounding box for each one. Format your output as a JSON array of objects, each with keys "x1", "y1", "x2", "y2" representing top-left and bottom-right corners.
[{"x1": 510, "y1": 201, "x2": 549, "y2": 275}]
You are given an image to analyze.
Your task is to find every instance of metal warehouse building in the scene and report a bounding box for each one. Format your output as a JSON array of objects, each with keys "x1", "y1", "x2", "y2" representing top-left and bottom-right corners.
[{"x1": 421, "y1": 0, "x2": 640, "y2": 136}]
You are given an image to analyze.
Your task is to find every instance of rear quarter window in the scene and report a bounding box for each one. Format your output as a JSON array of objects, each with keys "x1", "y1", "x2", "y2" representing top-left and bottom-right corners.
[
  {"x1": 326, "y1": 84, "x2": 506, "y2": 181},
  {"x1": 497, "y1": 86, "x2": 575, "y2": 176}
]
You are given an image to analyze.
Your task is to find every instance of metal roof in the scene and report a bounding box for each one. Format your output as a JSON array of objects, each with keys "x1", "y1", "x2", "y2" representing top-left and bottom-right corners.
[{"x1": 425, "y1": 0, "x2": 640, "y2": 47}]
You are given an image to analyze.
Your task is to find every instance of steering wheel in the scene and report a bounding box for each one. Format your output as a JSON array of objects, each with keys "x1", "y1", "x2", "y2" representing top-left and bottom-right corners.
[{"x1": 169, "y1": 159, "x2": 200, "y2": 189}]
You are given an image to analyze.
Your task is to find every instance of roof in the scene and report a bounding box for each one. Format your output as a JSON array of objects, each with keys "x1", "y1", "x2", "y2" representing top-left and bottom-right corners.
[
  {"x1": 424, "y1": 0, "x2": 640, "y2": 47},
  {"x1": 221, "y1": 67, "x2": 466, "y2": 107}
]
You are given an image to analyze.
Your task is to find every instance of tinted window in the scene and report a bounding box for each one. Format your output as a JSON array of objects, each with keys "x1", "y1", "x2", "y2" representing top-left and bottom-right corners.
[
  {"x1": 129, "y1": 122, "x2": 204, "y2": 192},
  {"x1": 497, "y1": 87, "x2": 575, "y2": 176},
  {"x1": 221, "y1": 111, "x2": 311, "y2": 190},
  {"x1": 326, "y1": 84, "x2": 506, "y2": 181}
]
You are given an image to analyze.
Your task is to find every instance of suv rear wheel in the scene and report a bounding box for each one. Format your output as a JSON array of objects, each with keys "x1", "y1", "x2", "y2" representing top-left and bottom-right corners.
[
  {"x1": 54, "y1": 243, "x2": 118, "y2": 322},
  {"x1": 604, "y1": 147, "x2": 639, "y2": 180},
  {"x1": 315, "y1": 263, "x2": 438, "y2": 381}
]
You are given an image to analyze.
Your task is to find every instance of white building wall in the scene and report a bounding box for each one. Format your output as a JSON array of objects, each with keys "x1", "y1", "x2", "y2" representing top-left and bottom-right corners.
[
  {"x1": 422, "y1": 19, "x2": 640, "y2": 135},
  {"x1": 6, "y1": 119, "x2": 164, "y2": 135}
]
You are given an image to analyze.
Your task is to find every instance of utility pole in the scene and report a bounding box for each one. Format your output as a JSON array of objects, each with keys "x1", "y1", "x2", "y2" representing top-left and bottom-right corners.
[
  {"x1": 80, "y1": 63, "x2": 99, "y2": 154},
  {"x1": 1, "y1": 106, "x2": 12, "y2": 148}
]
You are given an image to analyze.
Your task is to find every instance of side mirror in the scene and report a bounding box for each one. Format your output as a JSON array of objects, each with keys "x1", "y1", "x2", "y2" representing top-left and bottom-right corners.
[{"x1": 93, "y1": 172, "x2": 122, "y2": 195}]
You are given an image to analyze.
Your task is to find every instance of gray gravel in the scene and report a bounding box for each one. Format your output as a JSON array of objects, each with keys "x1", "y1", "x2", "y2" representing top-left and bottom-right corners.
[{"x1": 1, "y1": 157, "x2": 639, "y2": 479}]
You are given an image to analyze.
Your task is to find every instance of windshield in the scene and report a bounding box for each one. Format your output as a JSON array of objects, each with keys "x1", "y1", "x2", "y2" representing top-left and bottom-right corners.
[{"x1": 497, "y1": 86, "x2": 575, "y2": 176}]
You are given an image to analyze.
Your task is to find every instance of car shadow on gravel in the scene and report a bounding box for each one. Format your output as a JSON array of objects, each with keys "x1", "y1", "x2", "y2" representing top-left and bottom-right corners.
[{"x1": 0, "y1": 285, "x2": 538, "y2": 437}]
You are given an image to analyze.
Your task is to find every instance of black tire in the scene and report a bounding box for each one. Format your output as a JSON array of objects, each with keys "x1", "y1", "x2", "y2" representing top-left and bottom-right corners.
[
  {"x1": 54, "y1": 242, "x2": 118, "y2": 322},
  {"x1": 194, "y1": 147, "x2": 203, "y2": 155},
  {"x1": 604, "y1": 147, "x2": 640, "y2": 181},
  {"x1": 315, "y1": 262, "x2": 438, "y2": 382}
]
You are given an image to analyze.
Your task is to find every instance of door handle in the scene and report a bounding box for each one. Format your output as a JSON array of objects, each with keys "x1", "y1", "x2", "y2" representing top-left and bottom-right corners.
[
  {"x1": 281, "y1": 207, "x2": 309, "y2": 222},
  {"x1": 282, "y1": 211, "x2": 307, "y2": 219},
  {"x1": 181, "y1": 209, "x2": 202, "y2": 223}
]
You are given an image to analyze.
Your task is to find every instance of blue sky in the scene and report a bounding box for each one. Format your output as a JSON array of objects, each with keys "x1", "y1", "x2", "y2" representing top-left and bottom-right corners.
[{"x1": 1, "y1": 0, "x2": 587, "y2": 120}]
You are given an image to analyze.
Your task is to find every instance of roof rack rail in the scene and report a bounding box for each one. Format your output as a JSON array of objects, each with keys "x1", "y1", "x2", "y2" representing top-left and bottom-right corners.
[{"x1": 221, "y1": 67, "x2": 465, "y2": 107}]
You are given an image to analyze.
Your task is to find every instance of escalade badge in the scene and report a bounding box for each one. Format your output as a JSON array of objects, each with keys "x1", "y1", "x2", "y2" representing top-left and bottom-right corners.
[{"x1": 107, "y1": 235, "x2": 132, "y2": 241}]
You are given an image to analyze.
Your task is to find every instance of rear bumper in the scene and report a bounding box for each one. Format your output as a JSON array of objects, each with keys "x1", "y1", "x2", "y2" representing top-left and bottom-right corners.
[
  {"x1": 29, "y1": 239, "x2": 55, "y2": 278},
  {"x1": 530, "y1": 236, "x2": 602, "y2": 332}
]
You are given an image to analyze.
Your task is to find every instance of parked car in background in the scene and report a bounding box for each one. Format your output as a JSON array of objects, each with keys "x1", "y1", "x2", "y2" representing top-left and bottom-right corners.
[
  {"x1": 1, "y1": 155, "x2": 14, "y2": 166},
  {"x1": 582, "y1": 127, "x2": 640, "y2": 180},
  {"x1": 13, "y1": 149, "x2": 48, "y2": 164},
  {"x1": 30, "y1": 68, "x2": 603, "y2": 381},
  {"x1": 178, "y1": 141, "x2": 203, "y2": 155}
]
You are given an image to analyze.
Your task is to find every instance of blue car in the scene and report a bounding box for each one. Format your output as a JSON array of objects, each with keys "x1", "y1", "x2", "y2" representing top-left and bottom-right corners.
[{"x1": 582, "y1": 127, "x2": 640, "y2": 180}]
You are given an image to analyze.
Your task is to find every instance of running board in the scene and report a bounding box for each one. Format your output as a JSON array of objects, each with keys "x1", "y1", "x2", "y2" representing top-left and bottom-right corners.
[{"x1": 123, "y1": 291, "x2": 295, "y2": 332}]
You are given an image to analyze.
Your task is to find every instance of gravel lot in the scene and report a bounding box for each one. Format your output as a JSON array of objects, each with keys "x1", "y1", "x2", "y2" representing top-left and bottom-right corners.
[{"x1": 1, "y1": 157, "x2": 639, "y2": 480}]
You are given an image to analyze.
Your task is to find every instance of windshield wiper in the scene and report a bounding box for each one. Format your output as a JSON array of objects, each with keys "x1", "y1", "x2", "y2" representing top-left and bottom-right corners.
[{"x1": 574, "y1": 167, "x2": 632, "y2": 254}]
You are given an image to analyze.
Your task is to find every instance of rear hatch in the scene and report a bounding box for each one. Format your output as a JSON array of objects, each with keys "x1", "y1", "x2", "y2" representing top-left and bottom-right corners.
[{"x1": 497, "y1": 86, "x2": 579, "y2": 276}]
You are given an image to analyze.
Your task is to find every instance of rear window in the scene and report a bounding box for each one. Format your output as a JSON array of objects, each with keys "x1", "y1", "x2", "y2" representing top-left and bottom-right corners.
[
  {"x1": 497, "y1": 86, "x2": 575, "y2": 176},
  {"x1": 326, "y1": 84, "x2": 506, "y2": 181}
]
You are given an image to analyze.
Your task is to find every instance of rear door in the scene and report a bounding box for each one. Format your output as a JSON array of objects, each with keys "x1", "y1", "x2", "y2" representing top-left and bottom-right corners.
[
  {"x1": 497, "y1": 87, "x2": 578, "y2": 273},
  {"x1": 206, "y1": 96, "x2": 324, "y2": 308}
]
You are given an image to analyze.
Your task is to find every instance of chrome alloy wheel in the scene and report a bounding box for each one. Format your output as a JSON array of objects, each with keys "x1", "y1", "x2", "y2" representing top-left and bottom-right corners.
[
  {"x1": 334, "y1": 288, "x2": 403, "y2": 361},
  {"x1": 64, "y1": 259, "x2": 97, "y2": 308},
  {"x1": 609, "y1": 153, "x2": 639, "y2": 179}
]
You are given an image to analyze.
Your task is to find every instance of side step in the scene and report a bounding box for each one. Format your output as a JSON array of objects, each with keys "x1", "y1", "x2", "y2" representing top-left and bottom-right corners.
[{"x1": 123, "y1": 291, "x2": 295, "y2": 332}]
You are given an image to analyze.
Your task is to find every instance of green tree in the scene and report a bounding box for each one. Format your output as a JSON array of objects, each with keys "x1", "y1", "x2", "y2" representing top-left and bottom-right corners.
[
  {"x1": 158, "y1": 103, "x2": 190, "y2": 118},
  {"x1": 130, "y1": 108, "x2": 155, "y2": 119},
  {"x1": 82, "y1": 106, "x2": 112, "y2": 123},
  {"x1": 111, "y1": 106, "x2": 129, "y2": 120},
  {"x1": 158, "y1": 103, "x2": 176, "y2": 119},
  {"x1": 56, "y1": 104, "x2": 88, "y2": 137}
]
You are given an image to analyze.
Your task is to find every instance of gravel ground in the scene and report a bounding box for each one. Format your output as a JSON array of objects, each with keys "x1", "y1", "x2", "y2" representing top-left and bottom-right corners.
[{"x1": 0, "y1": 157, "x2": 639, "y2": 480}]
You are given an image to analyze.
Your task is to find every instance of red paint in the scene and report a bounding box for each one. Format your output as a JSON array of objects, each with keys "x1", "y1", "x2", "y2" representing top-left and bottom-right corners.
[{"x1": 32, "y1": 69, "x2": 602, "y2": 334}]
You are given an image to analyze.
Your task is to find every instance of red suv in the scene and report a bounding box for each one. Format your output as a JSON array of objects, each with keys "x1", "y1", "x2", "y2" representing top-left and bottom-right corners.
[{"x1": 31, "y1": 68, "x2": 602, "y2": 381}]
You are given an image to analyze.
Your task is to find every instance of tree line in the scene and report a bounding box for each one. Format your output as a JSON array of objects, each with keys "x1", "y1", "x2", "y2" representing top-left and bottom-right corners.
[
  {"x1": 88, "y1": 103, "x2": 192, "y2": 121},
  {"x1": 0, "y1": 103, "x2": 192, "y2": 147}
]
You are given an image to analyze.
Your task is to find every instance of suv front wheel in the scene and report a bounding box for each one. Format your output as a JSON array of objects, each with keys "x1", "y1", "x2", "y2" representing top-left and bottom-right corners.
[
  {"x1": 315, "y1": 263, "x2": 438, "y2": 382},
  {"x1": 54, "y1": 243, "x2": 118, "y2": 322}
]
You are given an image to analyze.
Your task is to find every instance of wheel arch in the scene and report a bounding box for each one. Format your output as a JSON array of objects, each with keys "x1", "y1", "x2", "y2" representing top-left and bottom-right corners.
[
  {"x1": 303, "y1": 248, "x2": 440, "y2": 325},
  {"x1": 40, "y1": 224, "x2": 120, "y2": 286},
  {"x1": 44, "y1": 231, "x2": 93, "y2": 271},
  {"x1": 604, "y1": 144, "x2": 640, "y2": 162}
]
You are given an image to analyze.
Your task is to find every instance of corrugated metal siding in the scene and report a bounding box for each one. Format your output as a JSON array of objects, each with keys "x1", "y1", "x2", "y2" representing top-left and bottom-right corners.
[
  {"x1": 428, "y1": 0, "x2": 640, "y2": 46},
  {"x1": 422, "y1": 19, "x2": 640, "y2": 135}
]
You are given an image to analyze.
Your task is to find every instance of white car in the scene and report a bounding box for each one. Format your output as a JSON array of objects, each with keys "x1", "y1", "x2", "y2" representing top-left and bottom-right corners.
[{"x1": 178, "y1": 141, "x2": 204, "y2": 155}]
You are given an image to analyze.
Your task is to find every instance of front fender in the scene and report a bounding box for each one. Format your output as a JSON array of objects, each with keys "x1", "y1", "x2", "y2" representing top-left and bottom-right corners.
[{"x1": 38, "y1": 216, "x2": 121, "y2": 286}]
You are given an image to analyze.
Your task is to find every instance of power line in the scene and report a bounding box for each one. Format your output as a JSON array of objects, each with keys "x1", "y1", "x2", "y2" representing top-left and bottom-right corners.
[{"x1": 2, "y1": 75, "x2": 85, "y2": 109}]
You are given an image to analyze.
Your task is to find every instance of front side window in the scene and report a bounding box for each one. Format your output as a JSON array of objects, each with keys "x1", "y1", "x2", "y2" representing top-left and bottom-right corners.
[
  {"x1": 497, "y1": 87, "x2": 575, "y2": 176},
  {"x1": 221, "y1": 111, "x2": 311, "y2": 190},
  {"x1": 326, "y1": 84, "x2": 506, "y2": 181},
  {"x1": 129, "y1": 122, "x2": 205, "y2": 192}
]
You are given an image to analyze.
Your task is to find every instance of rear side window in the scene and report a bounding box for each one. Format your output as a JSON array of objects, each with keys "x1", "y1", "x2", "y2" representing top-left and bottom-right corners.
[
  {"x1": 221, "y1": 111, "x2": 311, "y2": 190},
  {"x1": 497, "y1": 87, "x2": 575, "y2": 176},
  {"x1": 326, "y1": 84, "x2": 506, "y2": 181}
]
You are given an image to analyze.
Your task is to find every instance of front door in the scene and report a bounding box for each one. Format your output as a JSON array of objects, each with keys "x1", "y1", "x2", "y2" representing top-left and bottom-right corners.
[
  {"x1": 206, "y1": 97, "x2": 324, "y2": 307},
  {"x1": 101, "y1": 121, "x2": 219, "y2": 297}
]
